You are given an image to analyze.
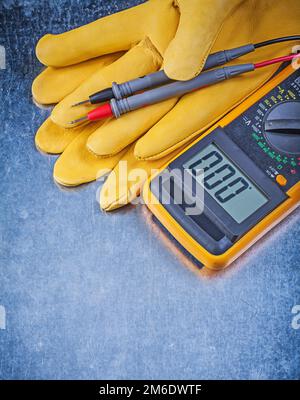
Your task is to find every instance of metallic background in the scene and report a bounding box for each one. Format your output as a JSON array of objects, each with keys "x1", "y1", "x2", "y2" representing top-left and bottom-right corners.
[{"x1": 0, "y1": 0, "x2": 299, "y2": 380}]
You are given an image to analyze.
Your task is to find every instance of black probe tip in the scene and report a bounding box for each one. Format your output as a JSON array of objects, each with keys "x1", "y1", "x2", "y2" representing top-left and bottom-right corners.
[{"x1": 72, "y1": 99, "x2": 90, "y2": 107}]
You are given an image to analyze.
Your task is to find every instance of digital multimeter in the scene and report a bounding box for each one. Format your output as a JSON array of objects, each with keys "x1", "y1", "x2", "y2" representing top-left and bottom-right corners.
[{"x1": 144, "y1": 66, "x2": 300, "y2": 270}]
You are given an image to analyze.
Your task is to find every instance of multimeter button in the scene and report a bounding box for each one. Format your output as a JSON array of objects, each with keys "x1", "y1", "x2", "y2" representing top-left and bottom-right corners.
[{"x1": 276, "y1": 174, "x2": 287, "y2": 186}]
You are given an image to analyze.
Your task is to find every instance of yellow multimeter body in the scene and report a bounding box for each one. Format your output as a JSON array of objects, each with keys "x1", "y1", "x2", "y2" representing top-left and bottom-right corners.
[{"x1": 143, "y1": 66, "x2": 300, "y2": 270}]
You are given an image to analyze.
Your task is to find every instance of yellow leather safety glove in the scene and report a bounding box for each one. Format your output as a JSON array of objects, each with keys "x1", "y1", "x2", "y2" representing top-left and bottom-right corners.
[{"x1": 33, "y1": 0, "x2": 300, "y2": 211}]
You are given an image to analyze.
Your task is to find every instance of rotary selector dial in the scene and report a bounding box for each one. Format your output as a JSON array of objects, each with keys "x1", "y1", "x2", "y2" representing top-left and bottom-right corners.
[{"x1": 263, "y1": 101, "x2": 300, "y2": 155}]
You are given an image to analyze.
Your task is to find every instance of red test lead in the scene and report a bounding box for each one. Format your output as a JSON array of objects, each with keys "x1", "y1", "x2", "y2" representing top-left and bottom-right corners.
[{"x1": 254, "y1": 54, "x2": 300, "y2": 69}]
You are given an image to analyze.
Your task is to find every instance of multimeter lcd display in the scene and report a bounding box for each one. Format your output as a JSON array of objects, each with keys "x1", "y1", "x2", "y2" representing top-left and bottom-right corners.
[{"x1": 183, "y1": 144, "x2": 268, "y2": 223}]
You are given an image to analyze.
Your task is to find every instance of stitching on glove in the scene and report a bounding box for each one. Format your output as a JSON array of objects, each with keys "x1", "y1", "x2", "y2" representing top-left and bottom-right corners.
[
  {"x1": 140, "y1": 36, "x2": 164, "y2": 67},
  {"x1": 86, "y1": 145, "x2": 115, "y2": 160},
  {"x1": 173, "y1": 0, "x2": 180, "y2": 10}
]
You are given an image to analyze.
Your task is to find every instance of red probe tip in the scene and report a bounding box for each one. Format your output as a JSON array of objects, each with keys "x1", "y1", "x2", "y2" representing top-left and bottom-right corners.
[{"x1": 69, "y1": 116, "x2": 88, "y2": 125}]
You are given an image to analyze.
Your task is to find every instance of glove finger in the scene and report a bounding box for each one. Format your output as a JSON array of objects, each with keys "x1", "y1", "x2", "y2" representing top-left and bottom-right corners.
[
  {"x1": 99, "y1": 144, "x2": 184, "y2": 212},
  {"x1": 51, "y1": 39, "x2": 162, "y2": 128},
  {"x1": 135, "y1": 43, "x2": 294, "y2": 161},
  {"x1": 86, "y1": 98, "x2": 177, "y2": 157},
  {"x1": 163, "y1": 0, "x2": 243, "y2": 80},
  {"x1": 53, "y1": 122, "x2": 127, "y2": 187},
  {"x1": 36, "y1": 1, "x2": 156, "y2": 67},
  {"x1": 36, "y1": 118, "x2": 82, "y2": 154},
  {"x1": 35, "y1": 117, "x2": 104, "y2": 154},
  {"x1": 32, "y1": 52, "x2": 123, "y2": 105}
]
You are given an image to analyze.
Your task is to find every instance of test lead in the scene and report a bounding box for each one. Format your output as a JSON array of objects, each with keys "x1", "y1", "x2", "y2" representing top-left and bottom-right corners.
[
  {"x1": 72, "y1": 44, "x2": 257, "y2": 107},
  {"x1": 71, "y1": 35, "x2": 300, "y2": 107},
  {"x1": 69, "y1": 53, "x2": 300, "y2": 125}
]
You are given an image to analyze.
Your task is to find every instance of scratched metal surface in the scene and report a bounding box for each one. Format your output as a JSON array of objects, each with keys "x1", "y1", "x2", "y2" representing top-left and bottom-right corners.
[{"x1": 0, "y1": 0, "x2": 299, "y2": 380}]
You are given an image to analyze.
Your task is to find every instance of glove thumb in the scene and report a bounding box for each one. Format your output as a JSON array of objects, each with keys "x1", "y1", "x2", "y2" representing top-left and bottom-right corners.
[{"x1": 163, "y1": 0, "x2": 244, "y2": 80}]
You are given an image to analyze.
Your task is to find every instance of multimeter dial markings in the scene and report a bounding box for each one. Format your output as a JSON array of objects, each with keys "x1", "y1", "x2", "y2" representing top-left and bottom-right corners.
[{"x1": 225, "y1": 69, "x2": 300, "y2": 191}]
